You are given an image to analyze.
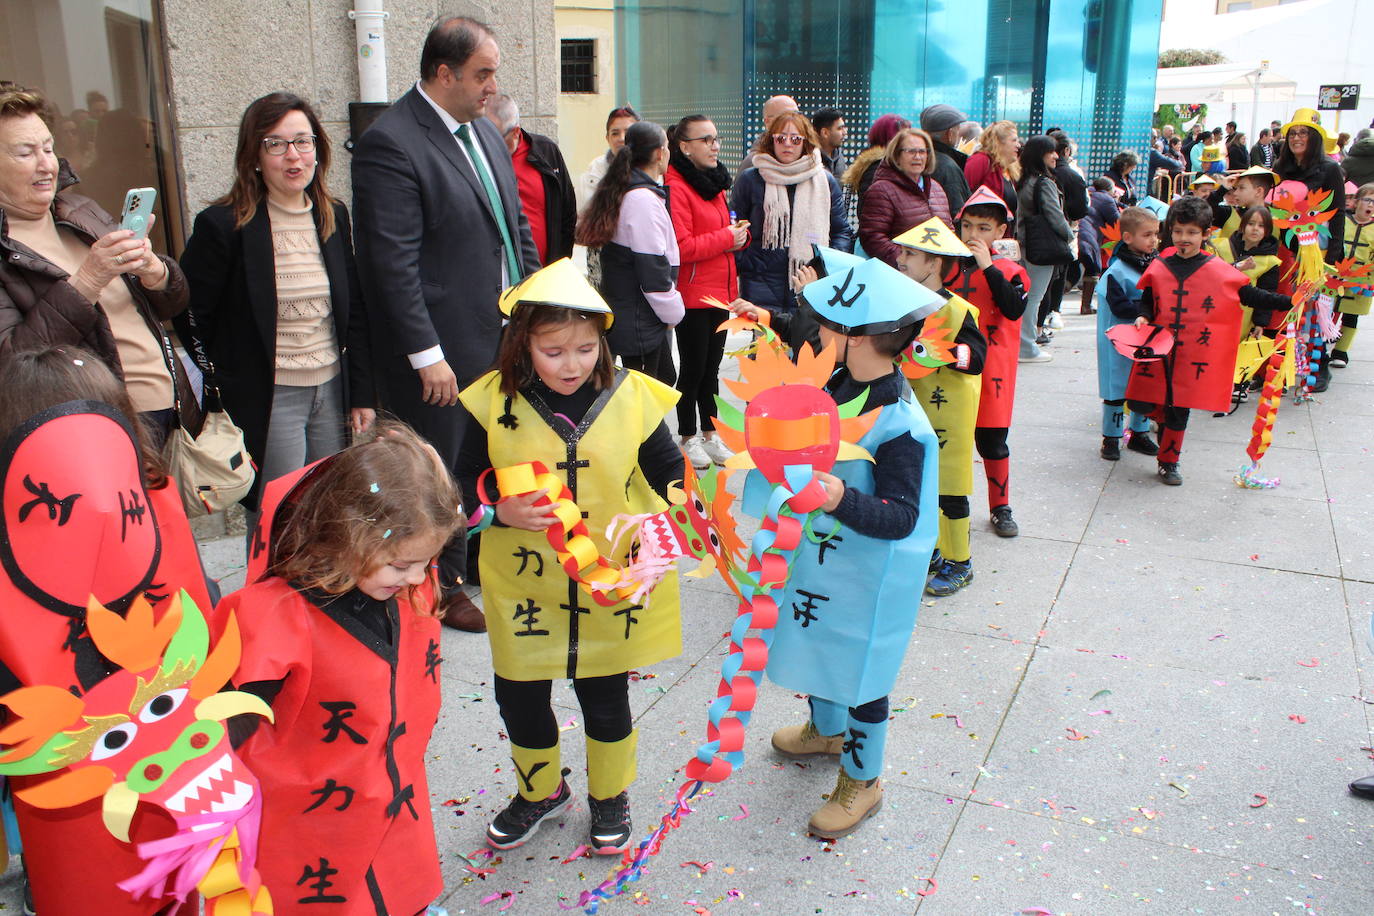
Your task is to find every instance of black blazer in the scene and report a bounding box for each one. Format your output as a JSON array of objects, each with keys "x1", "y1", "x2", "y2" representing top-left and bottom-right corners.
[
  {"x1": 351, "y1": 87, "x2": 540, "y2": 405},
  {"x1": 179, "y1": 200, "x2": 373, "y2": 509}
]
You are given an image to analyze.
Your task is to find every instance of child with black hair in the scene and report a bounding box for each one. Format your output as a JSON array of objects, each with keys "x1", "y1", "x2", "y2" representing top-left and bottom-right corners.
[
  {"x1": 1207, "y1": 166, "x2": 1277, "y2": 246},
  {"x1": 893, "y1": 217, "x2": 987, "y2": 594},
  {"x1": 1123, "y1": 197, "x2": 1289, "y2": 485},
  {"x1": 942, "y1": 187, "x2": 1029, "y2": 536}
]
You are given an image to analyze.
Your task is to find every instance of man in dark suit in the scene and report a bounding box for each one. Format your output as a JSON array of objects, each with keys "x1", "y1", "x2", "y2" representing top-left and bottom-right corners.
[{"x1": 353, "y1": 16, "x2": 540, "y2": 630}]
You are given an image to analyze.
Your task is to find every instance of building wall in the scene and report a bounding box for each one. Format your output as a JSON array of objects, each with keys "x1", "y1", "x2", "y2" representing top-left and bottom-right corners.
[
  {"x1": 555, "y1": 0, "x2": 616, "y2": 178},
  {"x1": 161, "y1": 0, "x2": 558, "y2": 224}
]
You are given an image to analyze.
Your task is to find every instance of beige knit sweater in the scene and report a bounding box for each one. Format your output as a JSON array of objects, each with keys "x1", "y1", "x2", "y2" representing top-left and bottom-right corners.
[{"x1": 268, "y1": 197, "x2": 339, "y2": 386}]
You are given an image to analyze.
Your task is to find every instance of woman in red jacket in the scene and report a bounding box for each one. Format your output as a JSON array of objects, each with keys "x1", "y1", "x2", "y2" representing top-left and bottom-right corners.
[
  {"x1": 665, "y1": 114, "x2": 749, "y2": 468},
  {"x1": 858, "y1": 127, "x2": 953, "y2": 267},
  {"x1": 965, "y1": 120, "x2": 1022, "y2": 215}
]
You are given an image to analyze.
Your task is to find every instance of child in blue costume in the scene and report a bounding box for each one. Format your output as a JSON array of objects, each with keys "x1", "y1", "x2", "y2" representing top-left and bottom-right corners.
[
  {"x1": 1096, "y1": 206, "x2": 1163, "y2": 461},
  {"x1": 752, "y1": 256, "x2": 941, "y2": 839}
]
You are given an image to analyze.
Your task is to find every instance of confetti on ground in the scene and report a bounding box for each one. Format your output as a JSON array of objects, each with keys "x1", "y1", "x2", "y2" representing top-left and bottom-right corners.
[
  {"x1": 1087, "y1": 709, "x2": 1112, "y2": 716},
  {"x1": 1288, "y1": 714, "x2": 1307, "y2": 724},
  {"x1": 1090, "y1": 689, "x2": 1112, "y2": 701},
  {"x1": 679, "y1": 861, "x2": 714, "y2": 874},
  {"x1": 1168, "y1": 782, "x2": 1189, "y2": 798},
  {"x1": 559, "y1": 716, "x2": 580, "y2": 731},
  {"x1": 916, "y1": 877, "x2": 937, "y2": 897},
  {"x1": 1021, "y1": 909, "x2": 1054, "y2": 916},
  {"x1": 1297, "y1": 658, "x2": 1320, "y2": 667},
  {"x1": 1064, "y1": 727, "x2": 1089, "y2": 741},
  {"x1": 560, "y1": 845, "x2": 590, "y2": 864},
  {"x1": 731, "y1": 804, "x2": 750, "y2": 820},
  {"x1": 480, "y1": 890, "x2": 516, "y2": 911},
  {"x1": 1208, "y1": 633, "x2": 1228, "y2": 641},
  {"x1": 1250, "y1": 794, "x2": 1269, "y2": 808}
]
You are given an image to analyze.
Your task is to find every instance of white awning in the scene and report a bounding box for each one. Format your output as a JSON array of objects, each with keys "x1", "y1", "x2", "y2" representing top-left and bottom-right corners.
[{"x1": 1154, "y1": 63, "x2": 1297, "y2": 106}]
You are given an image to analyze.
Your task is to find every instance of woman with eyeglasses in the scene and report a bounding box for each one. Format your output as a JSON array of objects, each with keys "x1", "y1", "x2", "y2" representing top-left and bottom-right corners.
[
  {"x1": 664, "y1": 114, "x2": 749, "y2": 469},
  {"x1": 730, "y1": 110, "x2": 853, "y2": 315},
  {"x1": 181, "y1": 92, "x2": 375, "y2": 514},
  {"x1": 858, "y1": 126, "x2": 953, "y2": 267}
]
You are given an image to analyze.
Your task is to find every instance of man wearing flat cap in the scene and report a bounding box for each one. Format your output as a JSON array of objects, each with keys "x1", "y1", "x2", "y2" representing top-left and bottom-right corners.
[{"x1": 920, "y1": 103, "x2": 972, "y2": 215}]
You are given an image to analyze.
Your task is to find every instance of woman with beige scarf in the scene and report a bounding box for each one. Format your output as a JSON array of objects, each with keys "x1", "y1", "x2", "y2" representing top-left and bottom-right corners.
[{"x1": 730, "y1": 111, "x2": 852, "y2": 313}]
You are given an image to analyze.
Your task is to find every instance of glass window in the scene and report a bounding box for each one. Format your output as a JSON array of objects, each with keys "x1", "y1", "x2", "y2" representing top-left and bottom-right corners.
[
  {"x1": 562, "y1": 38, "x2": 598, "y2": 93},
  {"x1": 0, "y1": 0, "x2": 183, "y2": 254}
]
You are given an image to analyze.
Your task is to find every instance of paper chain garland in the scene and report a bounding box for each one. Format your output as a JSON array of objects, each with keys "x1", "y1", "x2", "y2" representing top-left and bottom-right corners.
[{"x1": 475, "y1": 462, "x2": 635, "y2": 607}]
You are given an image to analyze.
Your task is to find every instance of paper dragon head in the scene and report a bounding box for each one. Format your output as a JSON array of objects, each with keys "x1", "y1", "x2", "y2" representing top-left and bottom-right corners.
[
  {"x1": 0, "y1": 592, "x2": 270, "y2": 844},
  {"x1": 1270, "y1": 181, "x2": 1336, "y2": 249}
]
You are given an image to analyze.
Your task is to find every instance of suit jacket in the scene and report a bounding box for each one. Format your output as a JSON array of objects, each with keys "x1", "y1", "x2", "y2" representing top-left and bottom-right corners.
[
  {"x1": 351, "y1": 87, "x2": 539, "y2": 403},
  {"x1": 180, "y1": 200, "x2": 373, "y2": 510}
]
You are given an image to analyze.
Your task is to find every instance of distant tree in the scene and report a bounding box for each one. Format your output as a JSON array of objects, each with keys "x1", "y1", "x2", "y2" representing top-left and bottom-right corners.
[
  {"x1": 1154, "y1": 103, "x2": 1209, "y2": 134},
  {"x1": 1158, "y1": 48, "x2": 1228, "y2": 68}
]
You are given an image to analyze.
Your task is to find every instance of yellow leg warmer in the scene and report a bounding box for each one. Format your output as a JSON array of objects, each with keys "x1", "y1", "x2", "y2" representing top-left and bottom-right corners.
[
  {"x1": 510, "y1": 742, "x2": 562, "y2": 801},
  {"x1": 938, "y1": 513, "x2": 972, "y2": 563},
  {"x1": 586, "y1": 731, "x2": 639, "y2": 800},
  {"x1": 1337, "y1": 325, "x2": 1358, "y2": 353}
]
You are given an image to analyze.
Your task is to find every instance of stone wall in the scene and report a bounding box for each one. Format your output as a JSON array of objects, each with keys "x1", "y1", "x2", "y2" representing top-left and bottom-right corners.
[{"x1": 161, "y1": 0, "x2": 557, "y2": 229}]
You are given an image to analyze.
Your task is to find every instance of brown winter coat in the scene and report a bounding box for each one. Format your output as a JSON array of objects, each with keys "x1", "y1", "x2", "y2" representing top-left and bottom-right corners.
[
  {"x1": 858, "y1": 161, "x2": 953, "y2": 267},
  {"x1": 0, "y1": 163, "x2": 200, "y2": 430}
]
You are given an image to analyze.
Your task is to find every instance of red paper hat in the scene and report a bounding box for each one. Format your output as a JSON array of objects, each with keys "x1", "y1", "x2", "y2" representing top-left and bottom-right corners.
[
  {"x1": 0, "y1": 400, "x2": 159, "y2": 613},
  {"x1": 1106, "y1": 323, "x2": 1175, "y2": 361},
  {"x1": 956, "y1": 185, "x2": 1013, "y2": 221}
]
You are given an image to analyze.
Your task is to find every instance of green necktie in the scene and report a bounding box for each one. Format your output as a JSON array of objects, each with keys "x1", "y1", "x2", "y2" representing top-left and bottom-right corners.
[{"x1": 455, "y1": 122, "x2": 521, "y2": 282}]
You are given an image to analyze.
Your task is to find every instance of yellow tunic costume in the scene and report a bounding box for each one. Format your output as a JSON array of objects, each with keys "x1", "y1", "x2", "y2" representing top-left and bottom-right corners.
[
  {"x1": 1337, "y1": 220, "x2": 1374, "y2": 316},
  {"x1": 909, "y1": 292, "x2": 981, "y2": 496},
  {"x1": 461, "y1": 368, "x2": 683, "y2": 681}
]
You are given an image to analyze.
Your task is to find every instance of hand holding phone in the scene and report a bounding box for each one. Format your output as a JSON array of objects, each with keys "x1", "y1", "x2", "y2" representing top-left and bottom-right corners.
[{"x1": 120, "y1": 187, "x2": 157, "y2": 240}]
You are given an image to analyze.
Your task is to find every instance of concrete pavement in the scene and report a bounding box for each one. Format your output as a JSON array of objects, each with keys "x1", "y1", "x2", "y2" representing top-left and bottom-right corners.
[{"x1": 6, "y1": 303, "x2": 1371, "y2": 915}]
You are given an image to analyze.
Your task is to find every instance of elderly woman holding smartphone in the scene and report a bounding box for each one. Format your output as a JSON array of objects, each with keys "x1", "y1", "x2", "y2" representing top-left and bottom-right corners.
[
  {"x1": 180, "y1": 91, "x2": 374, "y2": 513},
  {"x1": 0, "y1": 84, "x2": 197, "y2": 446}
]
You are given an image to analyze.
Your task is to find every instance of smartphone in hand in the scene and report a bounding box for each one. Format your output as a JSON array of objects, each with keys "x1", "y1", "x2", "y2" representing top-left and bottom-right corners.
[{"x1": 120, "y1": 188, "x2": 157, "y2": 240}]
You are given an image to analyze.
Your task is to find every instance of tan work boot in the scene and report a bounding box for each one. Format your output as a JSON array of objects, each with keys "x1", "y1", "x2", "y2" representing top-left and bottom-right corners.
[
  {"x1": 807, "y1": 770, "x2": 883, "y2": 839},
  {"x1": 771, "y1": 721, "x2": 843, "y2": 758}
]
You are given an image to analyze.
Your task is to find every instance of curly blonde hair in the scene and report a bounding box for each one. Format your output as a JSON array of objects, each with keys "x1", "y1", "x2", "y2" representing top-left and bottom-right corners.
[
  {"x1": 977, "y1": 120, "x2": 1022, "y2": 182},
  {"x1": 267, "y1": 421, "x2": 464, "y2": 614}
]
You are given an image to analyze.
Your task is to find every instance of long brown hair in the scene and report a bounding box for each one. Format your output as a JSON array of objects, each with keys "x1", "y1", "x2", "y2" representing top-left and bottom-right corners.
[
  {"x1": 211, "y1": 92, "x2": 337, "y2": 239},
  {"x1": 495, "y1": 304, "x2": 615, "y2": 397},
  {"x1": 576, "y1": 120, "x2": 667, "y2": 249},
  {"x1": 977, "y1": 120, "x2": 1022, "y2": 182},
  {"x1": 0, "y1": 346, "x2": 167, "y2": 488},
  {"x1": 267, "y1": 421, "x2": 464, "y2": 613},
  {"x1": 758, "y1": 110, "x2": 819, "y2": 160}
]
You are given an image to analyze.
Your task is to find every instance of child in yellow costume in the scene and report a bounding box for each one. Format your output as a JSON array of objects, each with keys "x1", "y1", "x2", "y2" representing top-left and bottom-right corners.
[
  {"x1": 456, "y1": 259, "x2": 684, "y2": 855},
  {"x1": 1330, "y1": 184, "x2": 1374, "y2": 368},
  {"x1": 893, "y1": 217, "x2": 988, "y2": 596}
]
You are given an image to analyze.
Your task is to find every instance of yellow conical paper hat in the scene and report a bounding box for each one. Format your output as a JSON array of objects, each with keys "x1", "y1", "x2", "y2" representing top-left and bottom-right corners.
[
  {"x1": 498, "y1": 258, "x2": 613, "y2": 327},
  {"x1": 893, "y1": 217, "x2": 972, "y2": 258}
]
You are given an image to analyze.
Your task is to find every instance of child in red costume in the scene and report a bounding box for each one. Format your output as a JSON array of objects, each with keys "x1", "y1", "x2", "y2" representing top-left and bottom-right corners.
[
  {"x1": 1124, "y1": 197, "x2": 1288, "y2": 486},
  {"x1": 216, "y1": 426, "x2": 464, "y2": 916},
  {"x1": 0, "y1": 348, "x2": 211, "y2": 916},
  {"x1": 942, "y1": 186, "x2": 1029, "y2": 537}
]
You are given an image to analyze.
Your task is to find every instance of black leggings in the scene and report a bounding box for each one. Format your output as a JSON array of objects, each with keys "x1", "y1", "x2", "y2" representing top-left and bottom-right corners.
[
  {"x1": 973, "y1": 426, "x2": 1009, "y2": 461},
  {"x1": 674, "y1": 308, "x2": 727, "y2": 435},
  {"x1": 493, "y1": 672, "x2": 632, "y2": 748}
]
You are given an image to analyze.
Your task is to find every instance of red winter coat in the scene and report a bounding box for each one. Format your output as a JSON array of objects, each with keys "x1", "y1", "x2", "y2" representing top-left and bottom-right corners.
[
  {"x1": 664, "y1": 165, "x2": 739, "y2": 310},
  {"x1": 858, "y1": 162, "x2": 953, "y2": 267}
]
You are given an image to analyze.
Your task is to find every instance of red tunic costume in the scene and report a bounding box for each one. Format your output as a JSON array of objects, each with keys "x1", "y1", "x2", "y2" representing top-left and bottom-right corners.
[
  {"x1": 944, "y1": 257, "x2": 1029, "y2": 428},
  {"x1": 216, "y1": 578, "x2": 443, "y2": 916},
  {"x1": 0, "y1": 401, "x2": 210, "y2": 916},
  {"x1": 1126, "y1": 253, "x2": 1248, "y2": 413}
]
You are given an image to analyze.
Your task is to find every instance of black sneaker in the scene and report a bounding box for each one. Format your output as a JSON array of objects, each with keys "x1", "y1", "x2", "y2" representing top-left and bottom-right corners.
[
  {"x1": 927, "y1": 548, "x2": 944, "y2": 576},
  {"x1": 990, "y1": 505, "x2": 1018, "y2": 537},
  {"x1": 1126, "y1": 432, "x2": 1159, "y2": 456},
  {"x1": 1329, "y1": 349, "x2": 1349, "y2": 368},
  {"x1": 486, "y1": 769, "x2": 573, "y2": 849},
  {"x1": 1100, "y1": 437, "x2": 1121, "y2": 461},
  {"x1": 1157, "y1": 462, "x2": 1183, "y2": 486},
  {"x1": 588, "y1": 791, "x2": 632, "y2": 855}
]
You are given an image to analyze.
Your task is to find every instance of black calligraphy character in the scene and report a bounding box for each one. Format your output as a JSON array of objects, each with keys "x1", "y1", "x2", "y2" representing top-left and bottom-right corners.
[
  {"x1": 319, "y1": 701, "x2": 367, "y2": 744},
  {"x1": 986, "y1": 324, "x2": 1000, "y2": 347},
  {"x1": 817, "y1": 533, "x2": 844, "y2": 566},
  {"x1": 424, "y1": 638, "x2": 442, "y2": 683},
  {"x1": 513, "y1": 758, "x2": 549, "y2": 795},
  {"x1": 249, "y1": 519, "x2": 268, "y2": 561},
  {"x1": 18, "y1": 476, "x2": 80, "y2": 525},
  {"x1": 951, "y1": 269, "x2": 979, "y2": 302},
  {"x1": 118, "y1": 489, "x2": 146, "y2": 541},
  {"x1": 842, "y1": 726, "x2": 868, "y2": 771},
  {"x1": 304, "y1": 778, "x2": 355, "y2": 813},
  {"x1": 791, "y1": 589, "x2": 829, "y2": 628},
  {"x1": 827, "y1": 270, "x2": 866, "y2": 309},
  {"x1": 512, "y1": 546, "x2": 544, "y2": 577},
  {"x1": 933, "y1": 428, "x2": 948, "y2": 449},
  {"x1": 1111, "y1": 409, "x2": 1125, "y2": 428},
  {"x1": 1192, "y1": 360, "x2": 1209, "y2": 379},
  {"x1": 1167, "y1": 285, "x2": 1190, "y2": 333},
  {"x1": 614, "y1": 603, "x2": 641, "y2": 639},
  {"x1": 1200, "y1": 295, "x2": 1216, "y2": 313},
  {"x1": 920, "y1": 225, "x2": 942, "y2": 245},
  {"x1": 991, "y1": 377, "x2": 1004, "y2": 398},
  {"x1": 513, "y1": 600, "x2": 549, "y2": 637},
  {"x1": 928, "y1": 386, "x2": 948, "y2": 410},
  {"x1": 297, "y1": 858, "x2": 347, "y2": 904},
  {"x1": 988, "y1": 472, "x2": 1009, "y2": 502},
  {"x1": 497, "y1": 395, "x2": 519, "y2": 429},
  {"x1": 1197, "y1": 326, "x2": 1213, "y2": 346}
]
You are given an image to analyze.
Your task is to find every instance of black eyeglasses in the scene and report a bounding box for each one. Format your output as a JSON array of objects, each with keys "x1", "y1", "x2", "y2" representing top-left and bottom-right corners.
[
  {"x1": 262, "y1": 135, "x2": 316, "y2": 155},
  {"x1": 685, "y1": 135, "x2": 720, "y2": 146}
]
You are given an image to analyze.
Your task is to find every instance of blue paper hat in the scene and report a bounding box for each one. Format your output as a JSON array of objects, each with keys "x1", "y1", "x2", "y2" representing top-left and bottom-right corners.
[
  {"x1": 802, "y1": 256, "x2": 944, "y2": 335},
  {"x1": 1137, "y1": 196, "x2": 1170, "y2": 220},
  {"x1": 810, "y1": 244, "x2": 867, "y2": 277}
]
